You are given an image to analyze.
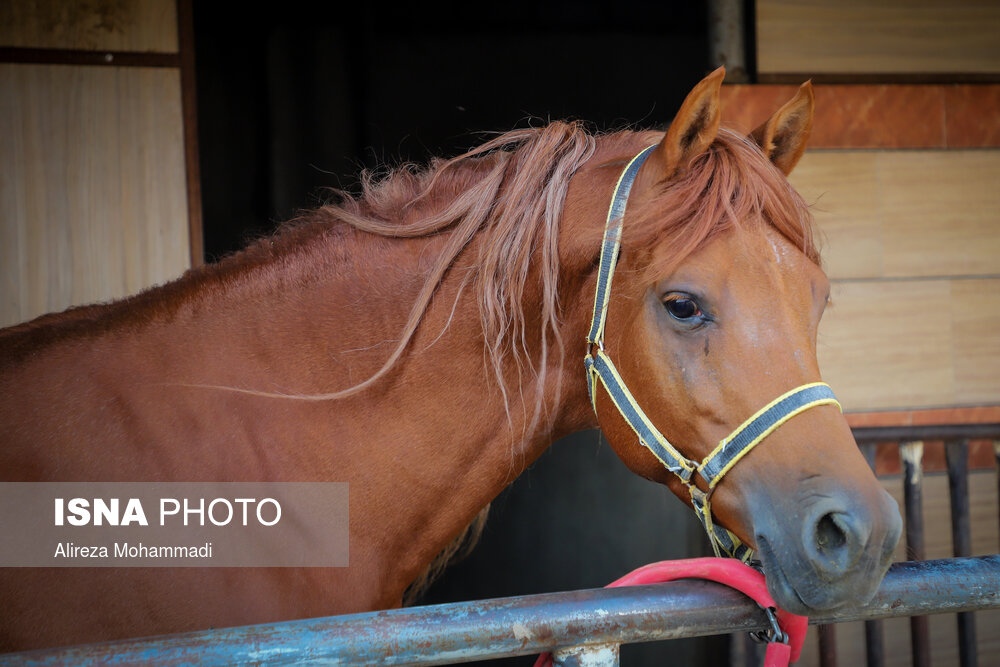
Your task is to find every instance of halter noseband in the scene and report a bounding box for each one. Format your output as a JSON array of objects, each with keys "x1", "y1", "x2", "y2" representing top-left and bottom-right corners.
[{"x1": 583, "y1": 144, "x2": 841, "y2": 561}]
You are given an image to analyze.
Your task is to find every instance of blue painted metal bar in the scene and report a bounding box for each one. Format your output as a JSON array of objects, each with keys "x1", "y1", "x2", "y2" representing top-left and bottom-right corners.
[
  {"x1": 901, "y1": 440, "x2": 931, "y2": 667},
  {"x1": 859, "y1": 441, "x2": 885, "y2": 667},
  {"x1": 5, "y1": 556, "x2": 999, "y2": 666},
  {"x1": 946, "y1": 439, "x2": 978, "y2": 667}
]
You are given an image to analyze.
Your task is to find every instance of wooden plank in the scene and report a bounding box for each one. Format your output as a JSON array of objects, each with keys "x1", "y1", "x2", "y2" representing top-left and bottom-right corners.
[
  {"x1": 819, "y1": 280, "x2": 957, "y2": 411},
  {"x1": 790, "y1": 150, "x2": 1000, "y2": 280},
  {"x1": 0, "y1": 0, "x2": 178, "y2": 53},
  {"x1": 953, "y1": 280, "x2": 1000, "y2": 406},
  {"x1": 757, "y1": 0, "x2": 1000, "y2": 76},
  {"x1": 819, "y1": 278, "x2": 1000, "y2": 412},
  {"x1": 0, "y1": 64, "x2": 190, "y2": 328},
  {"x1": 790, "y1": 151, "x2": 885, "y2": 279}
]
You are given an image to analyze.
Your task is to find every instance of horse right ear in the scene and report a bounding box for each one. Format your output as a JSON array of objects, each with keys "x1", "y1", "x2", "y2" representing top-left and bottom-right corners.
[
  {"x1": 638, "y1": 66, "x2": 725, "y2": 188},
  {"x1": 750, "y1": 81, "x2": 814, "y2": 175}
]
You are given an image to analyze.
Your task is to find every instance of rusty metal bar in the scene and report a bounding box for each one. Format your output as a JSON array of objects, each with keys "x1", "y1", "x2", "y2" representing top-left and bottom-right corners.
[
  {"x1": 863, "y1": 619, "x2": 884, "y2": 667},
  {"x1": 995, "y1": 441, "x2": 1000, "y2": 546},
  {"x1": 859, "y1": 441, "x2": 885, "y2": 667},
  {"x1": 742, "y1": 633, "x2": 761, "y2": 667},
  {"x1": 5, "y1": 556, "x2": 998, "y2": 666},
  {"x1": 946, "y1": 440, "x2": 978, "y2": 667},
  {"x1": 818, "y1": 624, "x2": 837, "y2": 667},
  {"x1": 900, "y1": 441, "x2": 931, "y2": 667}
]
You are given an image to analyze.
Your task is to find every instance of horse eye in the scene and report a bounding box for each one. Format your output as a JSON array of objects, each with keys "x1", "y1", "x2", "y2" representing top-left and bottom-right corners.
[{"x1": 664, "y1": 297, "x2": 701, "y2": 321}]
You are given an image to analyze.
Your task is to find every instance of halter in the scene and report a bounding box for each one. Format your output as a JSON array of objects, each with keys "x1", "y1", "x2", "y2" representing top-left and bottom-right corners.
[{"x1": 584, "y1": 144, "x2": 841, "y2": 560}]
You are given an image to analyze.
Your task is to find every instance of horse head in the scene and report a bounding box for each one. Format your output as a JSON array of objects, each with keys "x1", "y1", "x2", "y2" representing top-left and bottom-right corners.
[{"x1": 565, "y1": 68, "x2": 901, "y2": 614}]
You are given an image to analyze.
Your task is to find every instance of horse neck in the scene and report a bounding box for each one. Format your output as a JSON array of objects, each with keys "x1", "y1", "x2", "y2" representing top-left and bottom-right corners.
[{"x1": 1, "y1": 218, "x2": 599, "y2": 602}]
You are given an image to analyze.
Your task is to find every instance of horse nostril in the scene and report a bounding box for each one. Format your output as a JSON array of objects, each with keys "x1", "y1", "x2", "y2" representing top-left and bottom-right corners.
[
  {"x1": 807, "y1": 509, "x2": 867, "y2": 578},
  {"x1": 815, "y1": 513, "x2": 848, "y2": 553}
]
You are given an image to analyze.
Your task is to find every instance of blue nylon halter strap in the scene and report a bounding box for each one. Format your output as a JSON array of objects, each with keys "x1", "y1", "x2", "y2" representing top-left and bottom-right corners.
[{"x1": 584, "y1": 144, "x2": 842, "y2": 561}]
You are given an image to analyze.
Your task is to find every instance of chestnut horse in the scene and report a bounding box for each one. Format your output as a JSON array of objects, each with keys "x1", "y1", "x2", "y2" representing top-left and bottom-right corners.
[{"x1": 0, "y1": 68, "x2": 900, "y2": 651}]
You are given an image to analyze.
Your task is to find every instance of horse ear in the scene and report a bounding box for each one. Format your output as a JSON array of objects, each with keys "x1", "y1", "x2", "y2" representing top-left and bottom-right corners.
[
  {"x1": 639, "y1": 66, "x2": 725, "y2": 186},
  {"x1": 750, "y1": 81, "x2": 814, "y2": 175}
]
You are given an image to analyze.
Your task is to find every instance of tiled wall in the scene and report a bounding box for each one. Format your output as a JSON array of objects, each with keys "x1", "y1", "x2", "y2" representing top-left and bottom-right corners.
[
  {"x1": 720, "y1": 84, "x2": 1000, "y2": 424},
  {"x1": 723, "y1": 85, "x2": 1000, "y2": 149}
]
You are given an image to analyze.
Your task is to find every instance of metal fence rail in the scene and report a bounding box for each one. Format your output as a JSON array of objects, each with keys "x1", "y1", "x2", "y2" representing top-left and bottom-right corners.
[{"x1": 6, "y1": 556, "x2": 999, "y2": 666}]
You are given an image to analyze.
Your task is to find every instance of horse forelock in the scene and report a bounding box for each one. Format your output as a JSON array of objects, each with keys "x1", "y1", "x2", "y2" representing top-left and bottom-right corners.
[{"x1": 624, "y1": 127, "x2": 819, "y2": 285}]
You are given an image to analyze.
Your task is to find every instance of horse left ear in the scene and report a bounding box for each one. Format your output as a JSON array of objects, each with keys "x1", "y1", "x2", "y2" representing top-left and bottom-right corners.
[
  {"x1": 751, "y1": 81, "x2": 814, "y2": 175},
  {"x1": 639, "y1": 66, "x2": 725, "y2": 188}
]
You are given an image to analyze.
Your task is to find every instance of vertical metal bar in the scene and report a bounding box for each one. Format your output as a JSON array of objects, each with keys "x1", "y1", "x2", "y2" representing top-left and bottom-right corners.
[
  {"x1": 742, "y1": 632, "x2": 760, "y2": 667},
  {"x1": 900, "y1": 441, "x2": 930, "y2": 667},
  {"x1": 995, "y1": 441, "x2": 1000, "y2": 547},
  {"x1": 860, "y1": 442, "x2": 885, "y2": 667},
  {"x1": 818, "y1": 624, "x2": 838, "y2": 667},
  {"x1": 946, "y1": 440, "x2": 978, "y2": 667}
]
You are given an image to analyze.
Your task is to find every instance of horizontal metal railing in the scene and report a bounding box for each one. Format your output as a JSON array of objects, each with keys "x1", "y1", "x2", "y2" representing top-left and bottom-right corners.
[{"x1": 6, "y1": 555, "x2": 999, "y2": 666}]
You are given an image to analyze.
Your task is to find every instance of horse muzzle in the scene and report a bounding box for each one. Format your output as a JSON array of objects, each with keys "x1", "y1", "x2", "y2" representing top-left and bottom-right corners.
[{"x1": 752, "y1": 482, "x2": 902, "y2": 614}]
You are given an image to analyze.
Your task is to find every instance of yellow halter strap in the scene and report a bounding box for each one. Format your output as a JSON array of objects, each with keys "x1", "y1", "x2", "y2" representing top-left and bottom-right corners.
[{"x1": 583, "y1": 145, "x2": 841, "y2": 560}]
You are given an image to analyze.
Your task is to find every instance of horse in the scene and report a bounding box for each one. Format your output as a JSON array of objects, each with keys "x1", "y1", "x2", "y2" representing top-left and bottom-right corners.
[{"x1": 0, "y1": 67, "x2": 901, "y2": 652}]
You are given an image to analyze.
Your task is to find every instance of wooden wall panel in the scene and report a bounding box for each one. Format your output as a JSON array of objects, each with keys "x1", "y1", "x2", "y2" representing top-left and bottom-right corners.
[
  {"x1": 757, "y1": 0, "x2": 1000, "y2": 76},
  {"x1": 0, "y1": 0, "x2": 178, "y2": 53},
  {"x1": 818, "y1": 279, "x2": 1000, "y2": 411},
  {"x1": 819, "y1": 280, "x2": 953, "y2": 411},
  {"x1": 790, "y1": 150, "x2": 1000, "y2": 280},
  {"x1": 791, "y1": 149, "x2": 1000, "y2": 411},
  {"x1": 952, "y1": 280, "x2": 1000, "y2": 405},
  {"x1": 0, "y1": 64, "x2": 190, "y2": 328}
]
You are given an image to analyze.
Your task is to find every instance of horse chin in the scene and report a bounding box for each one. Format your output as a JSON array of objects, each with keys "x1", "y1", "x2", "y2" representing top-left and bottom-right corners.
[{"x1": 753, "y1": 532, "x2": 888, "y2": 616}]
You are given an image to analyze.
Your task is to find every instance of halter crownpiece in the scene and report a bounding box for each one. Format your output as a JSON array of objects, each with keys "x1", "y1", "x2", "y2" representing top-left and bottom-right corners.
[{"x1": 584, "y1": 145, "x2": 842, "y2": 560}]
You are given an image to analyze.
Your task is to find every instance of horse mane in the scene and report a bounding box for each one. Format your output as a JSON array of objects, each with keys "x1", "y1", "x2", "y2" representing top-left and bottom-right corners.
[{"x1": 197, "y1": 121, "x2": 603, "y2": 443}]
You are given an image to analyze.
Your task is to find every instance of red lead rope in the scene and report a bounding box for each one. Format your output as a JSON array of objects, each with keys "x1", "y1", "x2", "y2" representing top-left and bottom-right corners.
[{"x1": 533, "y1": 557, "x2": 808, "y2": 667}]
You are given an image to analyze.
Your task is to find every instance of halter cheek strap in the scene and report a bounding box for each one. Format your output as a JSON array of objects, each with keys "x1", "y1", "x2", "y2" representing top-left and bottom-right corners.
[{"x1": 584, "y1": 145, "x2": 842, "y2": 561}]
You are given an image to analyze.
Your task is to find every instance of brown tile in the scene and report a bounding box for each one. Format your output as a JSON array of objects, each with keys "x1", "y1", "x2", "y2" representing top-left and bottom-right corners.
[
  {"x1": 845, "y1": 406, "x2": 1000, "y2": 428},
  {"x1": 814, "y1": 85, "x2": 945, "y2": 148},
  {"x1": 944, "y1": 85, "x2": 1000, "y2": 147},
  {"x1": 720, "y1": 85, "x2": 799, "y2": 135},
  {"x1": 722, "y1": 84, "x2": 948, "y2": 148}
]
